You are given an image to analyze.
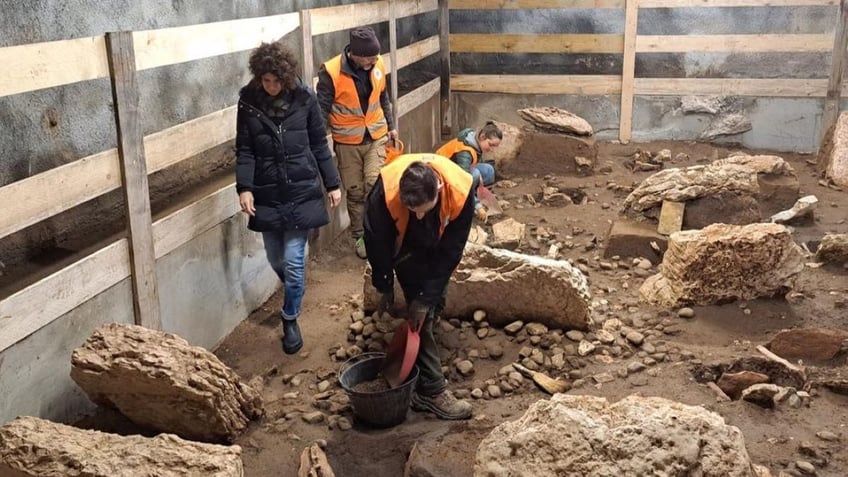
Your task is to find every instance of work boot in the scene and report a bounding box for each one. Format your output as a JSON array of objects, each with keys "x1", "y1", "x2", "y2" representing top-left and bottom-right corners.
[
  {"x1": 410, "y1": 390, "x2": 472, "y2": 420},
  {"x1": 281, "y1": 319, "x2": 303, "y2": 355},
  {"x1": 354, "y1": 237, "x2": 367, "y2": 259}
]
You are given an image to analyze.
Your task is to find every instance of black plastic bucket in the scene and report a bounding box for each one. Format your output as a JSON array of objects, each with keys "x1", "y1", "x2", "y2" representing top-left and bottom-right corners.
[{"x1": 338, "y1": 352, "x2": 418, "y2": 428}]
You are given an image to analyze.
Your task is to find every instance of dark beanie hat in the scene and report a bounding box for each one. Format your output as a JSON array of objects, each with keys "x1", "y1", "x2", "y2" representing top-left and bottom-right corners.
[{"x1": 350, "y1": 27, "x2": 380, "y2": 56}]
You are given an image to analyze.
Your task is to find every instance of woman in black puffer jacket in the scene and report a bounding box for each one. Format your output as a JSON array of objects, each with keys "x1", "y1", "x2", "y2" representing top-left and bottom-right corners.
[{"x1": 236, "y1": 42, "x2": 341, "y2": 355}]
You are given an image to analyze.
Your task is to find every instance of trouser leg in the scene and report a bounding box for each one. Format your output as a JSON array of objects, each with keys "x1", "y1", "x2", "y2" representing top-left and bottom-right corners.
[{"x1": 336, "y1": 143, "x2": 366, "y2": 238}]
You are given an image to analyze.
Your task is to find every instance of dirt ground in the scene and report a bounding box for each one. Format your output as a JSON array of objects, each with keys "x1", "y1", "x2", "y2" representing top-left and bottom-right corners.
[{"x1": 212, "y1": 140, "x2": 848, "y2": 476}]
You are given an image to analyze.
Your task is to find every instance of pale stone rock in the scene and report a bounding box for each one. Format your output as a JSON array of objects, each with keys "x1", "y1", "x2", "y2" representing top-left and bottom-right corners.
[
  {"x1": 485, "y1": 121, "x2": 524, "y2": 169},
  {"x1": 474, "y1": 394, "x2": 753, "y2": 477},
  {"x1": 821, "y1": 111, "x2": 848, "y2": 187},
  {"x1": 491, "y1": 218, "x2": 526, "y2": 249},
  {"x1": 816, "y1": 233, "x2": 848, "y2": 264},
  {"x1": 770, "y1": 195, "x2": 818, "y2": 224},
  {"x1": 702, "y1": 113, "x2": 752, "y2": 139},
  {"x1": 0, "y1": 416, "x2": 243, "y2": 476},
  {"x1": 70, "y1": 324, "x2": 262, "y2": 443},
  {"x1": 640, "y1": 224, "x2": 804, "y2": 307},
  {"x1": 713, "y1": 155, "x2": 796, "y2": 176},
  {"x1": 517, "y1": 106, "x2": 593, "y2": 136},
  {"x1": 365, "y1": 244, "x2": 591, "y2": 330}
]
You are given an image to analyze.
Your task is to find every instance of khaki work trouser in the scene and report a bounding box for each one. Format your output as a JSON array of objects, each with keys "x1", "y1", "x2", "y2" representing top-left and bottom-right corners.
[{"x1": 336, "y1": 136, "x2": 388, "y2": 238}]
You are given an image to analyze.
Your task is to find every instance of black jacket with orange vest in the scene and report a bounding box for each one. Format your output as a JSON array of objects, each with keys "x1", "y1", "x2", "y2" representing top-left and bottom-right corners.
[{"x1": 363, "y1": 154, "x2": 475, "y2": 305}]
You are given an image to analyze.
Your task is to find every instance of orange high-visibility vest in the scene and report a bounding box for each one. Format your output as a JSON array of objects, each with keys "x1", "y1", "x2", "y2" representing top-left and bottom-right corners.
[
  {"x1": 323, "y1": 54, "x2": 389, "y2": 145},
  {"x1": 435, "y1": 139, "x2": 479, "y2": 168},
  {"x1": 380, "y1": 153, "x2": 473, "y2": 253}
]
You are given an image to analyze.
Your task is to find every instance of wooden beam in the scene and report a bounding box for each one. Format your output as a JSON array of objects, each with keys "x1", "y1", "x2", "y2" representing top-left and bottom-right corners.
[
  {"x1": 635, "y1": 77, "x2": 828, "y2": 96},
  {"x1": 106, "y1": 32, "x2": 161, "y2": 331},
  {"x1": 133, "y1": 13, "x2": 300, "y2": 71},
  {"x1": 145, "y1": 106, "x2": 236, "y2": 174},
  {"x1": 396, "y1": 0, "x2": 440, "y2": 17},
  {"x1": 397, "y1": 36, "x2": 441, "y2": 70},
  {"x1": 640, "y1": 0, "x2": 835, "y2": 6},
  {"x1": 398, "y1": 78, "x2": 441, "y2": 116},
  {"x1": 300, "y1": 10, "x2": 314, "y2": 87},
  {"x1": 451, "y1": 33, "x2": 624, "y2": 53},
  {"x1": 389, "y1": 0, "x2": 400, "y2": 127},
  {"x1": 451, "y1": 74, "x2": 622, "y2": 94},
  {"x1": 449, "y1": 0, "x2": 624, "y2": 8},
  {"x1": 439, "y1": 0, "x2": 452, "y2": 138},
  {"x1": 821, "y1": 0, "x2": 848, "y2": 148},
  {"x1": 310, "y1": 2, "x2": 389, "y2": 36},
  {"x1": 619, "y1": 0, "x2": 639, "y2": 144},
  {"x1": 636, "y1": 33, "x2": 833, "y2": 53},
  {"x1": 0, "y1": 240, "x2": 131, "y2": 353},
  {"x1": 0, "y1": 36, "x2": 109, "y2": 98}
]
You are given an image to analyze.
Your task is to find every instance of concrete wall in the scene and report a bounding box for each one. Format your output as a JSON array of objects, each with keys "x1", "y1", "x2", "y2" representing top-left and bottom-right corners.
[
  {"x1": 450, "y1": 6, "x2": 838, "y2": 152},
  {"x1": 0, "y1": 213, "x2": 277, "y2": 425}
]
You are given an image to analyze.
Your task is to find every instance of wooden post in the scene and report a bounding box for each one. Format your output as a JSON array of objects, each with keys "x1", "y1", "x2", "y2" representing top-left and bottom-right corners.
[
  {"x1": 619, "y1": 0, "x2": 639, "y2": 144},
  {"x1": 300, "y1": 9, "x2": 314, "y2": 87},
  {"x1": 389, "y1": 0, "x2": 399, "y2": 129},
  {"x1": 105, "y1": 31, "x2": 162, "y2": 330},
  {"x1": 820, "y1": 0, "x2": 848, "y2": 150},
  {"x1": 438, "y1": 0, "x2": 452, "y2": 139}
]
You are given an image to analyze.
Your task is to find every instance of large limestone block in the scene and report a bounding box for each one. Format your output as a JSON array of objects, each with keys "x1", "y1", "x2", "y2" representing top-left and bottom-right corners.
[
  {"x1": 0, "y1": 416, "x2": 243, "y2": 477},
  {"x1": 712, "y1": 155, "x2": 796, "y2": 176},
  {"x1": 517, "y1": 106, "x2": 593, "y2": 136},
  {"x1": 603, "y1": 220, "x2": 668, "y2": 264},
  {"x1": 71, "y1": 323, "x2": 262, "y2": 443},
  {"x1": 474, "y1": 394, "x2": 754, "y2": 477},
  {"x1": 640, "y1": 223, "x2": 804, "y2": 307},
  {"x1": 816, "y1": 233, "x2": 848, "y2": 264},
  {"x1": 623, "y1": 163, "x2": 759, "y2": 217},
  {"x1": 364, "y1": 244, "x2": 591, "y2": 331},
  {"x1": 821, "y1": 111, "x2": 848, "y2": 187},
  {"x1": 484, "y1": 121, "x2": 524, "y2": 170}
]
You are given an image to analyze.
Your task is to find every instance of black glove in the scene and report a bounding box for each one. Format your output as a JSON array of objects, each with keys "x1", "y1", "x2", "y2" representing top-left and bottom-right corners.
[
  {"x1": 377, "y1": 291, "x2": 394, "y2": 316},
  {"x1": 407, "y1": 300, "x2": 430, "y2": 331}
]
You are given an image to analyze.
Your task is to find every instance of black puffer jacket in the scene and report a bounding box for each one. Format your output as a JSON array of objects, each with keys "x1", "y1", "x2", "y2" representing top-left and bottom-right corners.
[{"x1": 236, "y1": 79, "x2": 340, "y2": 232}]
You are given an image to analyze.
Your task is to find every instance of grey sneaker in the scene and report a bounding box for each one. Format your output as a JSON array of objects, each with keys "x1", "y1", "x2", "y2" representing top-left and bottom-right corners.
[
  {"x1": 354, "y1": 237, "x2": 367, "y2": 259},
  {"x1": 410, "y1": 390, "x2": 472, "y2": 420}
]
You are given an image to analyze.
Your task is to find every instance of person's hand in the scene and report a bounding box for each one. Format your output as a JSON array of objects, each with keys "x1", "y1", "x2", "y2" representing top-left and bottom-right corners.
[
  {"x1": 387, "y1": 129, "x2": 399, "y2": 141},
  {"x1": 328, "y1": 189, "x2": 342, "y2": 209},
  {"x1": 377, "y1": 291, "x2": 394, "y2": 317},
  {"x1": 475, "y1": 206, "x2": 488, "y2": 223},
  {"x1": 408, "y1": 300, "x2": 430, "y2": 331},
  {"x1": 239, "y1": 191, "x2": 255, "y2": 217}
]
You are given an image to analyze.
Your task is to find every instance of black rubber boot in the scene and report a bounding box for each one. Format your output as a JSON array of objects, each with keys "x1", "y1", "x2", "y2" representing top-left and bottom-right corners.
[{"x1": 282, "y1": 319, "x2": 303, "y2": 355}]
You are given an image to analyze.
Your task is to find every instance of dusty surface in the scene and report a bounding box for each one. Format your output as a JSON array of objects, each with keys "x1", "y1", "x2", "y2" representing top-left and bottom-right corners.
[{"x1": 81, "y1": 141, "x2": 848, "y2": 476}]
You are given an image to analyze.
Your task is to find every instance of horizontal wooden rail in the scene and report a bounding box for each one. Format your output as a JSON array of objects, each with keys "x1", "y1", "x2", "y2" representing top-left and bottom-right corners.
[
  {"x1": 640, "y1": 0, "x2": 836, "y2": 6},
  {"x1": 0, "y1": 181, "x2": 239, "y2": 353},
  {"x1": 0, "y1": 36, "x2": 109, "y2": 98},
  {"x1": 396, "y1": 35, "x2": 441, "y2": 70},
  {"x1": 0, "y1": 106, "x2": 237, "y2": 241},
  {"x1": 452, "y1": 74, "x2": 622, "y2": 94},
  {"x1": 133, "y1": 13, "x2": 300, "y2": 71},
  {"x1": 450, "y1": 0, "x2": 625, "y2": 8},
  {"x1": 398, "y1": 77, "x2": 441, "y2": 115},
  {"x1": 451, "y1": 33, "x2": 624, "y2": 53},
  {"x1": 636, "y1": 33, "x2": 833, "y2": 52}
]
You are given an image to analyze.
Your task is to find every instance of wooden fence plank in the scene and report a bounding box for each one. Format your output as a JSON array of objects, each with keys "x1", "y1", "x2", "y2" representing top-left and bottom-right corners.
[
  {"x1": 449, "y1": 0, "x2": 625, "y2": 8},
  {"x1": 0, "y1": 36, "x2": 109, "y2": 98},
  {"x1": 439, "y1": 0, "x2": 452, "y2": 138},
  {"x1": 153, "y1": 182, "x2": 239, "y2": 259},
  {"x1": 451, "y1": 74, "x2": 622, "y2": 94},
  {"x1": 619, "y1": 0, "x2": 639, "y2": 143},
  {"x1": 301, "y1": 10, "x2": 315, "y2": 88},
  {"x1": 398, "y1": 78, "x2": 442, "y2": 116},
  {"x1": 145, "y1": 106, "x2": 236, "y2": 174},
  {"x1": 0, "y1": 240, "x2": 131, "y2": 353},
  {"x1": 396, "y1": 0, "x2": 440, "y2": 16},
  {"x1": 389, "y1": 0, "x2": 400, "y2": 126},
  {"x1": 106, "y1": 31, "x2": 161, "y2": 330},
  {"x1": 640, "y1": 0, "x2": 835, "y2": 7},
  {"x1": 310, "y1": 2, "x2": 389, "y2": 36},
  {"x1": 635, "y1": 77, "x2": 828, "y2": 96},
  {"x1": 397, "y1": 36, "x2": 441, "y2": 70},
  {"x1": 451, "y1": 33, "x2": 624, "y2": 53},
  {"x1": 133, "y1": 13, "x2": 300, "y2": 71},
  {"x1": 636, "y1": 33, "x2": 833, "y2": 52},
  {"x1": 820, "y1": 0, "x2": 848, "y2": 147}
]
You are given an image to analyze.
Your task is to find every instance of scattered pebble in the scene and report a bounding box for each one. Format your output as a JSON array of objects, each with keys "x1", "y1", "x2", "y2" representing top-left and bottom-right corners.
[
  {"x1": 677, "y1": 307, "x2": 695, "y2": 319},
  {"x1": 302, "y1": 411, "x2": 325, "y2": 424}
]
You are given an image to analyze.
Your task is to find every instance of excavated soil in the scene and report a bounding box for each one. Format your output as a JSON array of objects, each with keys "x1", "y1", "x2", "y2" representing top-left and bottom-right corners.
[{"x1": 84, "y1": 140, "x2": 848, "y2": 476}]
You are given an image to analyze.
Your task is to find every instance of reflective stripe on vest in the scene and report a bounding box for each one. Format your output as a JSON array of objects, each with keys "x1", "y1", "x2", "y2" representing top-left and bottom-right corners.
[
  {"x1": 435, "y1": 139, "x2": 479, "y2": 168},
  {"x1": 380, "y1": 153, "x2": 473, "y2": 254},
  {"x1": 323, "y1": 55, "x2": 389, "y2": 145}
]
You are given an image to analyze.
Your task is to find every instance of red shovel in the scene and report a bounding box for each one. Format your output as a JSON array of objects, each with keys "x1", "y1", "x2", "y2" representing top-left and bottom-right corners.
[
  {"x1": 381, "y1": 319, "x2": 424, "y2": 388},
  {"x1": 477, "y1": 184, "x2": 502, "y2": 217}
]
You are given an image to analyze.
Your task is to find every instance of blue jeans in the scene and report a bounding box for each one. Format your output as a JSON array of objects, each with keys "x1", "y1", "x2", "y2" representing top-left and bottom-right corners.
[
  {"x1": 262, "y1": 229, "x2": 309, "y2": 320},
  {"x1": 472, "y1": 162, "x2": 495, "y2": 188}
]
